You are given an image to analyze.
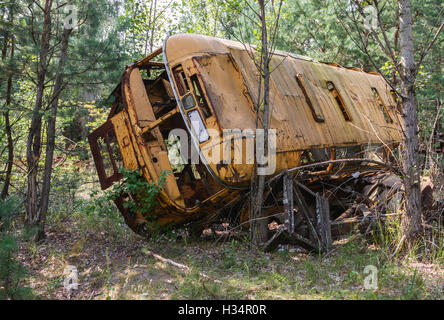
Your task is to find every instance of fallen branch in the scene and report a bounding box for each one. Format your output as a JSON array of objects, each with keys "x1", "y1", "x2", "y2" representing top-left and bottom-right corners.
[
  {"x1": 143, "y1": 249, "x2": 189, "y2": 271},
  {"x1": 142, "y1": 248, "x2": 216, "y2": 282}
]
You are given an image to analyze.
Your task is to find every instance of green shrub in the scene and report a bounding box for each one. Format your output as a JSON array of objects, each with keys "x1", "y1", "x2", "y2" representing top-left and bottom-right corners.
[
  {"x1": 78, "y1": 168, "x2": 171, "y2": 238},
  {"x1": 106, "y1": 168, "x2": 169, "y2": 214},
  {"x1": 0, "y1": 197, "x2": 33, "y2": 299}
]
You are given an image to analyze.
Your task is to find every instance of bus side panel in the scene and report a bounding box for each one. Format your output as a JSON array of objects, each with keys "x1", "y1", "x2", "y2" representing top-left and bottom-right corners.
[{"x1": 110, "y1": 111, "x2": 139, "y2": 171}]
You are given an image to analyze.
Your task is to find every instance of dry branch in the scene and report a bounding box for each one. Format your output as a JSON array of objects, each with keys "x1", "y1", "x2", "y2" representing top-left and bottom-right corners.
[{"x1": 142, "y1": 249, "x2": 215, "y2": 281}]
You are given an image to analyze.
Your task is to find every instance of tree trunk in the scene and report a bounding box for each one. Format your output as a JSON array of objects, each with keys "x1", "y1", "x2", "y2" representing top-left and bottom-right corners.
[
  {"x1": 398, "y1": 0, "x2": 422, "y2": 242},
  {"x1": 251, "y1": 0, "x2": 271, "y2": 245},
  {"x1": 1, "y1": 69, "x2": 14, "y2": 200},
  {"x1": 26, "y1": 0, "x2": 53, "y2": 234},
  {"x1": 1, "y1": 10, "x2": 14, "y2": 200},
  {"x1": 39, "y1": 27, "x2": 72, "y2": 234}
]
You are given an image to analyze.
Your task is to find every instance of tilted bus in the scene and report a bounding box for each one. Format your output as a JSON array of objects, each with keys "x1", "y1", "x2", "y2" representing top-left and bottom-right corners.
[{"x1": 88, "y1": 33, "x2": 402, "y2": 236}]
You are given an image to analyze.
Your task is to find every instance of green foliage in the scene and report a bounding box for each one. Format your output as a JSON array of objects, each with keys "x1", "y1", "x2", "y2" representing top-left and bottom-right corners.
[
  {"x1": 121, "y1": 0, "x2": 182, "y2": 59},
  {"x1": 76, "y1": 195, "x2": 125, "y2": 240},
  {"x1": 0, "y1": 197, "x2": 33, "y2": 299},
  {"x1": 166, "y1": 136, "x2": 185, "y2": 173},
  {"x1": 105, "y1": 168, "x2": 170, "y2": 215},
  {"x1": 49, "y1": 162, "x2": 83, "y2": 214},
  {"x1": 82, "y1": 168, "x2": 170, "y2": 237}
]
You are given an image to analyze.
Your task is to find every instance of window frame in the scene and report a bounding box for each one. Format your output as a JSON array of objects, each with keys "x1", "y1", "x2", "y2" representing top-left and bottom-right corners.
[
  {"x1": 88, "y1": 120, "x2": 124, "y2": 189},
  {"x1": 172, "y1": 65, "x2": 190, "y2": 96},
  {"x1": 187, "y1": 109, "x2": 210, "y2": 143},
  {"x1": 326, "y1": 81, "x2": 352, "y2": 121},
  {"x1": 295, "y1": 74, "x2": 325, "y2": 122},
  {"x1": 372, "y1": 87, "x2": 393, "y2": 123},
  {"x1": 190, "y1": 74, "x2": 213, "y2": 118}
]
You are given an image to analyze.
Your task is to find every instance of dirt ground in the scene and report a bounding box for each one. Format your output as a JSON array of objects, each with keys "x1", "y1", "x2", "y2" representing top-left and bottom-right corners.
[{"x1": 16, "y1": 215, "x2": 443, "y2": 300}]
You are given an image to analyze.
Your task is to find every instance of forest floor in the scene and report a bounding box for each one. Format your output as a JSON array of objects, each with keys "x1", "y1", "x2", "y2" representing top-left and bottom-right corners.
[{"x1": 17, "y1": 211, "x2": 443, "y2": 300}]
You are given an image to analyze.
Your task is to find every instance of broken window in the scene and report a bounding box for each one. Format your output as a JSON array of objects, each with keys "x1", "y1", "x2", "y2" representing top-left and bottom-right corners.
[
  {"x1": 172, "y1": 65, "x2": 190, "y2": 96},
  {"x1": 88, "y1": 121, "x2": 123, "y2": 189},
  {"x1": 295, "y1": 74, "x2": 325, "y2": 122},
  {"x1": 372, "y1": 88, "x2": 393, "y2": 123},
  {"x1": 190, "y1": 74, "x2": 212, "y2": 118},
  {"x1": 98, "y1": 128, "x2": 123, "y2": 177},
  {"x1": 167, "y1": 134, "x2": 186, "y2": 173},
  {"x1": 326, "y1": 81, "x2": 351, "y2": 121},
  {"x1": 188, "y1": 109, "x2": 209, "y2": 143},
  {"x1": 335, "y1": 145, "x2": 362, "y2": 159},
  {"x1": 97, "y1": 136, "x2": 114, "y2": 178},
  {"x1": 182, "y1": 93, "x2": 196, "y2": 110}
]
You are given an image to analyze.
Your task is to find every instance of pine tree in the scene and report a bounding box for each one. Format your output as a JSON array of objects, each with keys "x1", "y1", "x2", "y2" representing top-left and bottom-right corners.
[{"x1": 0, "y1": 197, "x2": 33, "y2": 299}]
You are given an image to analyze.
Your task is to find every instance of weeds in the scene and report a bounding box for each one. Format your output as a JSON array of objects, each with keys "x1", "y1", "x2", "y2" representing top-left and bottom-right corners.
[
  {"x1": 222, "y1": 240, "x2": 238, "y2": 269},
  {"x1": 371, "y1": 211, "x2": 444, "y2": 264}
]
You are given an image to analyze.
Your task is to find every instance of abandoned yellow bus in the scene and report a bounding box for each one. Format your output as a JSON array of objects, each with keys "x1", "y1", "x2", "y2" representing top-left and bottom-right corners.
[{"x1": 88, "y1": 33, "x2": 402, "y2": 237}]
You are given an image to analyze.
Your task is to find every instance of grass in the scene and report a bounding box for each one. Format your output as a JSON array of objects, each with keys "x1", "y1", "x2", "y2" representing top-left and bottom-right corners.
[
  {"x1": 14, "y1": 192, "x2": 443, "y2": 300},
  {"x1": 20, "y1": 231, "x2": 443, "y2": 299}
]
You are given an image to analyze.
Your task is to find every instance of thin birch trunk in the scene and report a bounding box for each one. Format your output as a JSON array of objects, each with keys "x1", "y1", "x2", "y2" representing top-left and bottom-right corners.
[
  {"x1": 398, "y1": 0, "x2": 422, "y2": 241},
  {"x1": 252, "y1": 0, "x2": 271, "y2": 245}
]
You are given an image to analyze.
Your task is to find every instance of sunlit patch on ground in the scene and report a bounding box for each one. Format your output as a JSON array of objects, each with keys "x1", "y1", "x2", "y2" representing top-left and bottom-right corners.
[{"x1": 16, "y1": 212, "x2": 443, "y2": 300}]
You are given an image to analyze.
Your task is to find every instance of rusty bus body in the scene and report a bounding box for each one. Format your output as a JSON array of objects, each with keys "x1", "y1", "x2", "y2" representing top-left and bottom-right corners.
[{"x1": 88, "y1": 34, "x2": 402, "y2": 236}]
